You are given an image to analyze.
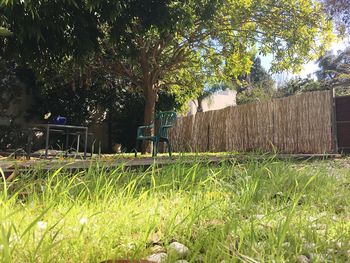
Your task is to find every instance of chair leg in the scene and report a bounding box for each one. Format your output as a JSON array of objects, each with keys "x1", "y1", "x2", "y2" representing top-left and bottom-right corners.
[
  {"x1": 167, "y1": 141, "x2": 172, "y2": 157},
  {"x1": 135, "y1": 140, "x2": 139, "y2": 157},
  {"x1": 152, "y1": 141, "x2": 155, "y2": 157},
  {"x1": 152, "y1": 140, "x2": 158, "y2": 158}
]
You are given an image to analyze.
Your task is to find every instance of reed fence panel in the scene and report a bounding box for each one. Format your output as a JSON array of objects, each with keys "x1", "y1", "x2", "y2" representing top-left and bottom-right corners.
[{"x1": 168, "y1": 90, "x2": 333, "y2": 154}]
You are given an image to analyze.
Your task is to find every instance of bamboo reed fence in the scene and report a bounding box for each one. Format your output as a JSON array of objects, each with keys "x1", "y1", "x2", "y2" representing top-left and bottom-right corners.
[{"x1": 168, "y1": 90, "x2": 334, "y2": 154}]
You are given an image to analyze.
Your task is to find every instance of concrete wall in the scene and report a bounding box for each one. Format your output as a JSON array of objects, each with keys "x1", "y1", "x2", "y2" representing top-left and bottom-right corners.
[{"x1": 188, "y1": 90, "x2": 237, "y2": 115}]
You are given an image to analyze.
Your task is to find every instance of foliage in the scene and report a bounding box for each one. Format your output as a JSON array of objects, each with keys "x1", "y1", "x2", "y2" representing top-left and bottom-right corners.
[
  {"x1": 1, "y1": 0, "x2": 334, "y2": 124},
  {"x1": 0, "y1": 124, "x2": 27, "y2": 150},
  {"x1": 275, "y1": 77, "x2": 326, "y2": 98},
  {"x1": 30, "y1": 68, "x2": 180, "y2": 151},
  {"x1": 97, "y1": 0, "x2": 333, "y2": 125},
  {"x1": 0, "y1": 0, "x2": 336, "y2": 152},
  {"x1": 275, "y1": 46, "x2": 350, "y2": 98},
  {"x1": 0, "y1": 26, "x2": 12, "y2": 36},
  {"x1": 316, "y1": 47, "x2": 350, "y2": 95},
  {"x1": 0, "y1": 57, "x2": 22, "y2": 120},
  {"x1": 1, "y1": 158, "x2": 350, "y2": 261},
  {"x1": 235, "y1": 57, "x2": 275, "y2": 104},
  {"x1": 31, "y1": 80, "x2": 124, "y2": 127},
  {"x1": 0, "y1": 53, "x2": 37, "y2": 151},
  {"x1": 1, "y1": 0, "x2": 101, "y2": 62},
  {"x1": 321, "y1": 0, "x2": 350, "y2": 36}
]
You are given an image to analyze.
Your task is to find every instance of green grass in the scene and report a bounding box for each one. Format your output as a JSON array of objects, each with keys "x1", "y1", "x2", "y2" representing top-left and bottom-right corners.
[{"x1": 1, "y1": 157, "x2": 350, "y2": 262}]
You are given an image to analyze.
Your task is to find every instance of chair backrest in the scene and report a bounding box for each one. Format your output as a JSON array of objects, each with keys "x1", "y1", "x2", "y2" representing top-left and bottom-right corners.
[{"x1": 155, "y1": 111, "x2": 177, "y2": 138}]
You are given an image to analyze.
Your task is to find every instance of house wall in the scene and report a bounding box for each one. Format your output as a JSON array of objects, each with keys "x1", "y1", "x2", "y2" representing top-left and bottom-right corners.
[{"x1": 188, "y1": 90, "x2": 237, "y2": 115}]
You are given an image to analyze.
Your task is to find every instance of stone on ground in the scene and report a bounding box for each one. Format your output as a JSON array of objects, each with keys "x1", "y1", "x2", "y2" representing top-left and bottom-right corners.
[
  {"x1": 168, "y1": 242, "x2": 189, "y2": 259},
  {"x1": 296, "y1": 255, "x2": 310, "y2": 263},
  {"x1": 150, "y1": 245, "x2": 166, "y2": 253},
  {"x1": 147, "y1": 253, "x2": 167, "y2": 263}
]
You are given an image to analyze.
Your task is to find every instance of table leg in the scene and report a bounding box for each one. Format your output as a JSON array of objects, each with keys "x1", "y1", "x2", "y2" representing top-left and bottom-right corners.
[
  {"x1": 76, "y1": 133, "x2": 80, "y2": 154},
  {"x1": 65, "y1": 128, "x2": 69, "y2": 157},
  {"x1": 45, "y1": 125, "x2": 50, "y2": 158},
  {"x1": 84, "y1": 128, "x2": 88, "y2": 159}
]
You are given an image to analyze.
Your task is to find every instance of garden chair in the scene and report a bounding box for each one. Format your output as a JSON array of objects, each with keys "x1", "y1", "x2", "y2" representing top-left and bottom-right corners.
[{"x1": 135, "y1": 111, "x2": 177, "y2": 157}]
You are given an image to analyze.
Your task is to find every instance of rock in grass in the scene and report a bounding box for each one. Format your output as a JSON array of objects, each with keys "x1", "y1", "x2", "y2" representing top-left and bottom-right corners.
[
  {"x1": 303, "y1": 242, "x2": 316, "y2": 250},
  {"x1": 196, "y1": 254, "x2": 205, "y2": 262},
  {"x1": 147, "y1": 253, "x2": 167, "y2": 263},
  {"x1": 255, "y1": 214, "x2": 264, "y2": 220},
  {"x1": 168, "y1": 242, "x2": 189, "y2": 258},
  {"x1": 149, "y1": 232, "x2": 161, "y2": 244},
  {"x1": 175, "y1": 260, "x2": 189, "y2": 263},
  {"x1": 150, "y1": 245, "x2": 166, "y2": 254},
  {"x1": 296, "y1": 255, "x2": 310, "y2": 263}
]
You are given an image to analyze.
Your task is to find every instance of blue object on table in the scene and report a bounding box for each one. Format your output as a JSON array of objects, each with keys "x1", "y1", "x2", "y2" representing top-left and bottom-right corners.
[{"x1": 52, "y1": 116, "x2": 67, "y2": 125}]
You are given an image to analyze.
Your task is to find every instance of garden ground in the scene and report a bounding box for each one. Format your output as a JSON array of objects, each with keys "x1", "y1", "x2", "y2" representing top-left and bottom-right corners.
[{"x1": 1, "y1": 155, "x2": 350, "y2": 262}]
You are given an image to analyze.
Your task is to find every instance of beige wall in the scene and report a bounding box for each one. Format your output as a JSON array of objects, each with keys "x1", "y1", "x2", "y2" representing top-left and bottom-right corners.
[{"x1": 188, "y1": 90, "x2": 237, "y2": 115}]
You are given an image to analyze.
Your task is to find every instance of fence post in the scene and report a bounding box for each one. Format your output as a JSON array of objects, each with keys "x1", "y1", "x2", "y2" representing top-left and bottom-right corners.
[{"x1": 330, "y1": 88, "x2": 338, "y2": 153}]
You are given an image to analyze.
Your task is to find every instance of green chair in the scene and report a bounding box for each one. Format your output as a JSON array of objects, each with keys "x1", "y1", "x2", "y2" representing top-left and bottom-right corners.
[{"x1": 135, "y1": 111, "x2": 177, "y2": 157}]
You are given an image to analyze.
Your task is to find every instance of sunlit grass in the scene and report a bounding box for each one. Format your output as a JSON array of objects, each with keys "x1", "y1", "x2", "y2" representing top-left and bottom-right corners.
[{"x1": 1, "y1": 157, "x2": 350, "y2": 262}]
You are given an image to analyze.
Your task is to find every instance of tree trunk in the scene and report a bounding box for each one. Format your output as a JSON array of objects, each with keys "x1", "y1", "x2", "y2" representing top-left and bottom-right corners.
[
  {"x1": 141, "y1": 85, "x2": 156, "y2": 154},
  {"x1": 197, "y1": 97, "x2": 204, "y2": 112}
]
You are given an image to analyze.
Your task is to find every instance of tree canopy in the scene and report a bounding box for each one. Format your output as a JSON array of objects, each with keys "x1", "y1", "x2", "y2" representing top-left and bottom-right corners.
[
  {"x1": 317, "y1": 47, "x2": 350, "y2": 86},
  {"x1": 275, "y1": 77, "x2": 324, "y2": 98},
  {"x1": 235, "y1": 57, "x2": 275, "y2": 104},
  {"x1": 321, "y1": 0, "x2": 350, "y2": 36},
  {"x1": 92, "y1": 0, "x2": 333, "y2": 123},
  {"x1": 0, "y1": 26, "x2": 12, "y2": 36}
]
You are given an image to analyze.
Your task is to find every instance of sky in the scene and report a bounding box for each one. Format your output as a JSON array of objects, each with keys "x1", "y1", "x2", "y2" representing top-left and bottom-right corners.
[{"x1": 259, "y1": 38, "x2": 348, "y2": 86}]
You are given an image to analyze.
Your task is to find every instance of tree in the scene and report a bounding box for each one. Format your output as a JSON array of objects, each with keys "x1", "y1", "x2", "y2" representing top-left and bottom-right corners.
[
  {"x1": 95, "y1": 0, "x2": 333, "y2": 137},
  {"x1": 0, "y1": 53, "x2": 35, "y2": 150},
  {"x1": 321, "y1": 0, "x2": 350, "y2": 36},
  {"x1": 0, "y1": 26, "x2": 12, "y2": 36},
  {"x1": 1, "y1": 1, "x2": 101, "y2": 60},
  {"x1": 2, "y1": 0, "x2": 334, "y2": 153},
  {"x1": 317, "y1": 47, "x2": 350, "y2": 85},
  {"x1": 1, "y1": 0, "x2": 105, "y2": 121},
  {"x1": 316, "y1": 47, "x2": 350, "y2": 95},
  {"x1": 275, "y1": 77, "x2": 325, "y2": 98},
  {"x1": 234, "y1": 57, "x2": 275, "y2": 104}
]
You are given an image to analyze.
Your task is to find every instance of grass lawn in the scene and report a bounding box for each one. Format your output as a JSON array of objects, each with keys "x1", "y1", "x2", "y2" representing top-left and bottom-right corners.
[{"x1": 1, "y1": 156, "x2": 350, "y2": 262}]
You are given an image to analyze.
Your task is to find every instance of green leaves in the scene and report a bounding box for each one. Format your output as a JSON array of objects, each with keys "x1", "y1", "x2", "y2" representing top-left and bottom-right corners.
[
  {"x1": 0, "y1": 27, "x2": 12, "y2": 37},
  {"x1": 316, "y1": 47, "x2": 350, "y2": 88},
  {"x1": 1, "y1": 0, "x2": 336, "y2": 122}
]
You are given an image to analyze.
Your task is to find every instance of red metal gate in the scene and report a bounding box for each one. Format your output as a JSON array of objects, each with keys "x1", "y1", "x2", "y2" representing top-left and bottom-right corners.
[{"x1": 335, "y1": 95, "x2": 350, "y2": 153}]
